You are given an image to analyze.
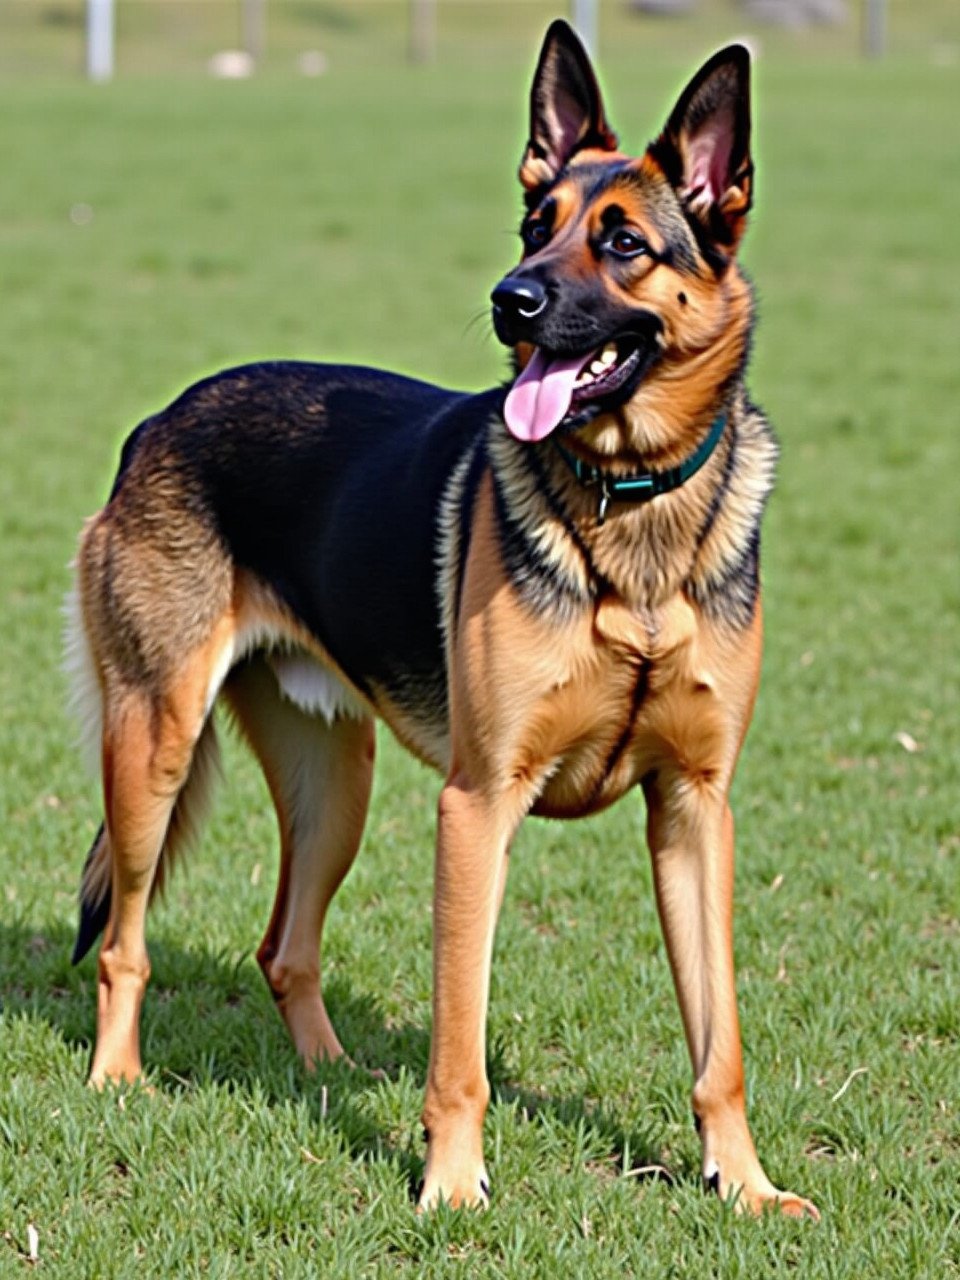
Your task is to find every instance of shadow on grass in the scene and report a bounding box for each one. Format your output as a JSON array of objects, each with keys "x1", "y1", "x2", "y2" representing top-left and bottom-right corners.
[
  {"x1": 492, "y1": 1079, "x2": 675, "y2": 1188},
  {"x1": 0, "y1": 919, "x2": 678, "y2": 1196}
]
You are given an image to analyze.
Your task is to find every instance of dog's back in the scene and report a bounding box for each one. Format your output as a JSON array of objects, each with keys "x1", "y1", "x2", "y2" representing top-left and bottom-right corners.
[{"x1": 72, "y1": 361, "x2": 501, "y2": 750}]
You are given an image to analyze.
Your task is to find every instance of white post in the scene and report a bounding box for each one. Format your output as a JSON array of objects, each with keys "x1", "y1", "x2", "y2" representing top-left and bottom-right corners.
[
  {"x1": 241, "y1": 0, "x2": 266, "y2": 64},
  {"x1": 409, "y1": 0, "x2": 437, "y2": 64},
  {"x1": 86, "y1": 0, "x2": 114, "y2": 82},
  {"x1": 863, "y1": 0, "x2": 886, "y2": 58},
  {"x1": 571, "y1": 0, "x2": 598, "y2": 55}
]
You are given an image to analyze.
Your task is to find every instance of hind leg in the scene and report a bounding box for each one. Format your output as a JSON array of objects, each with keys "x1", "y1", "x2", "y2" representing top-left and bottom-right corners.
[
  {"x1": 90, "y1": 658, "x2": 217, "y2": 1086},
  {"x1": 224, "y1": 658, "x2": 375, "y2": 1065}
]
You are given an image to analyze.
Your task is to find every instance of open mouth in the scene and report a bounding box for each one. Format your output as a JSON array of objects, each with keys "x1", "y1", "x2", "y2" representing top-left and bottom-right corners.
[
  {"x1": 504, "y1": 336, "x2": 646, "y2": 443},
  {"x1": 571, "y1": 338, "x2": 643, "y2": 405}
]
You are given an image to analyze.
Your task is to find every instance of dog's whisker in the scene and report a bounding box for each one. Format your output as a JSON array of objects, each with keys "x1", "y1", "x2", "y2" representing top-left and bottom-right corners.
[{"x1": 463, "y1": 309, "x2": 491, "y2": 339}]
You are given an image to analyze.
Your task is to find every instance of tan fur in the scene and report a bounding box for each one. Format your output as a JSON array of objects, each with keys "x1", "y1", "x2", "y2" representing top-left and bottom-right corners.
[
  {"x1": 417, "y1": 70, "x2": 813, "y2": 1214},
  {"x1": 89, "y1": 623, "x2": 234, "y2": 1086},
  {"x1": 223, "y1": 657, "x2": 375, "y2": 1064},
  {"x1": 419, "y1": 467, "x2": 812, "y2": 1215}
]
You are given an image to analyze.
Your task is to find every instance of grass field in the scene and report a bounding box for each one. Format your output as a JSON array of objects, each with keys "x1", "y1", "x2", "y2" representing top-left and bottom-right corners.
[{"x1": 1, "y1": 4, "x2": 958, "y2": 1276}]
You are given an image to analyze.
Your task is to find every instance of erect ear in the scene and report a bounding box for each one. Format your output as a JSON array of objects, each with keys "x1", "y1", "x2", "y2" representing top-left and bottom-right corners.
[
  {"x1": 519, "y1": 19, "x2": 618, "y2": 193},
  {"x1": 655, "y1": 45, "x2": 753, "y2": 251}
]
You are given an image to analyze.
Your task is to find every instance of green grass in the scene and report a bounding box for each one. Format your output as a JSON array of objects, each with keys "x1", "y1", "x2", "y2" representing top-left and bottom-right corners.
[{"x1": 1, "y1": 9, "x2": 959, "y2": 1277}]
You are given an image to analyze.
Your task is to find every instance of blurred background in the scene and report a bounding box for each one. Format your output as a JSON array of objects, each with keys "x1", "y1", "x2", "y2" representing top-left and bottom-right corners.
[
  {"x1": 0, "y1": 7, "x2": 957, "y2": 1269},
  {"x1": 2, "y1": 1, "x2": 959, "y2": 78}
]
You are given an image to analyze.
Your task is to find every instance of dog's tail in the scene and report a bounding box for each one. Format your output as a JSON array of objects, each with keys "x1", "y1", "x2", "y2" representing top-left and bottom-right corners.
[{"x1": 71, "y1": 716, "x2": 222, "y2": 965}]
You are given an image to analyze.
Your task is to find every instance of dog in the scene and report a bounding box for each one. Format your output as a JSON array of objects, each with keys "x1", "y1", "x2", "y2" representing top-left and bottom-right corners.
[{"x1": 66, "y1": 20, "x2": 817, "y2": 1218}]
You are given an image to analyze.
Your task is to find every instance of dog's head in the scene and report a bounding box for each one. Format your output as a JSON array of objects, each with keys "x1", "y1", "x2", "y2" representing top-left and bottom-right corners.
[{"x1": 492, "y1": 21, "x2": 754, "y2": 456}]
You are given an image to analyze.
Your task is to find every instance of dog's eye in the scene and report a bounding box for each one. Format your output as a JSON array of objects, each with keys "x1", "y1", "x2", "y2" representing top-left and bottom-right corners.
[
  {"x1": 522, "y1": 222, "x2": 550, "y2": 251},
  {"x1": 608, "y1": 229, "x2": 647, "y2": 259}
]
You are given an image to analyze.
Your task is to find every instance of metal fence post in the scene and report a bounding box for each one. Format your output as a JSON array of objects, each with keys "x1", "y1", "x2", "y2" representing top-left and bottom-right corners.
[
  {"x1": 863, "y1": 0, "x2": 886, "y2": 58},
  {"x1": 86, "y1": 0, "x2": 114, "y2": 82}
]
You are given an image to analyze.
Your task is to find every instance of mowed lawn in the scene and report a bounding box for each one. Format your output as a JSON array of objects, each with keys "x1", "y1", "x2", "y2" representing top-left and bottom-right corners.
[{"x1": 1, "y1": 12, "x2": 958, "y2": 1278}]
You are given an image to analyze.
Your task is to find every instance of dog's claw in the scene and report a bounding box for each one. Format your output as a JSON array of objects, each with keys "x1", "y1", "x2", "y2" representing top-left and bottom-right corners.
[{"x1": 773, "y1": 1194, "x2": 820, "y2": 1222}]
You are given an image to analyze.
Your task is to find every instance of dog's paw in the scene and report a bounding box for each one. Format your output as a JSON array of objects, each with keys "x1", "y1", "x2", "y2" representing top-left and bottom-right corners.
[
  {"x1": 416, "y1": 1112, "x2": 490, "y2": 1212},
  {"x1": 416, "y1": 1161, "x2": 490, "y2": 1213},
  {"x1": 698, "y1": 1111, "x2": 819, "y2": 1222},
  {"x1": 704, "y1": 1162, "x2": 819, "y2": 1221},
  {"x1": 732, "y1": 1186, "x2": 820, "y2": 1221},
  {"x1": 87, "y1": 1069, "x2": 155, "y2": 1098},
  {"x1": 766, "y1": 1192, "x2": 820, "y2": 1221}
]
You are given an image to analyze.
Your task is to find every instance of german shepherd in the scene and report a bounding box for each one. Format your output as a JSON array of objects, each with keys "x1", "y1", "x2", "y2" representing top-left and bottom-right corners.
[{"x1": 66, "y1": 21, "x2": 817, "y2": 1218}]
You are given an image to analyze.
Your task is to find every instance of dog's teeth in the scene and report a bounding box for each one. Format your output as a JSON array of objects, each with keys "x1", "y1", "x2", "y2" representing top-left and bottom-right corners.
[
  {"x1": 600, "y1": 344, "x2": 618, "y2": 365},
  {"x1": 589, "y1": 359, "x2": 606, "y2": 375}
]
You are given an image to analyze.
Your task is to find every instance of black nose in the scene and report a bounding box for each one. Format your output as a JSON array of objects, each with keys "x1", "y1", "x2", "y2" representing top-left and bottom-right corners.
[{"x1": 490, "y1": 275, "x2": 548, "y2": 320}]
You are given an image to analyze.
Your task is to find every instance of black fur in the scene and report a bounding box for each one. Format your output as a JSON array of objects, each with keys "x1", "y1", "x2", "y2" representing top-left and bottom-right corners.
[
  {"x1": 491, "y1": 468, "x2": 589, "y2": 623},
  {"x1": 72, "y1": 823, "x2": 109, "y2": 965},
  {"x1": 524, "y1": 19, "x2": 618, "y2": 194},
  {"x1": 130, "y1": 363, "x2": 504, "y2": 724}
]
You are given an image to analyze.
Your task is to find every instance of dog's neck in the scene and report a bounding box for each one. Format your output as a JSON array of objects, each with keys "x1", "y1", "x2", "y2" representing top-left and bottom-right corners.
[
  {"x1": 553, "y1": 409, "x2": 728, "y2": 526},
  {"x1": 551, "y1": 403, "x2": 738, "y2": 610},
  {"x1": 489, "y1": 376, "x2": 773, "y2": 623}
]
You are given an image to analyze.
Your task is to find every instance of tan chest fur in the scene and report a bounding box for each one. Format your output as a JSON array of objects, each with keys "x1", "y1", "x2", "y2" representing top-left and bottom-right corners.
[
  {"x1": 531, "y1": 593, "x2": 731, "y2": 817},
  {"x1": 450, "y1": 485, "x2": 760, "y2": 819}
]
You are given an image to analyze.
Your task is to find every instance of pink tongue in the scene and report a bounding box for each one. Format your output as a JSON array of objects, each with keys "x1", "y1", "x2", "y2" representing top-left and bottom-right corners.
[{"x1": 504, "y1": 348, "x2": 585, "y2": 442}]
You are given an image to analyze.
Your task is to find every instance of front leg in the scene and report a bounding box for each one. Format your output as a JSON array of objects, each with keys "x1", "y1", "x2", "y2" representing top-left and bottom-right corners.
[
  {"x1": 644, "y1": 775, "x2": 819, "y2": 1219},
  {"x1": 418, "y1": 775, "x2": 513, "y2": 1210}
]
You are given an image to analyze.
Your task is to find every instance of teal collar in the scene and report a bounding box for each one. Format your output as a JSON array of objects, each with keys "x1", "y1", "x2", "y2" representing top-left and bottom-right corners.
[{"x1": 554, "y1": 410, "x2": 727, "y2": 525}]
